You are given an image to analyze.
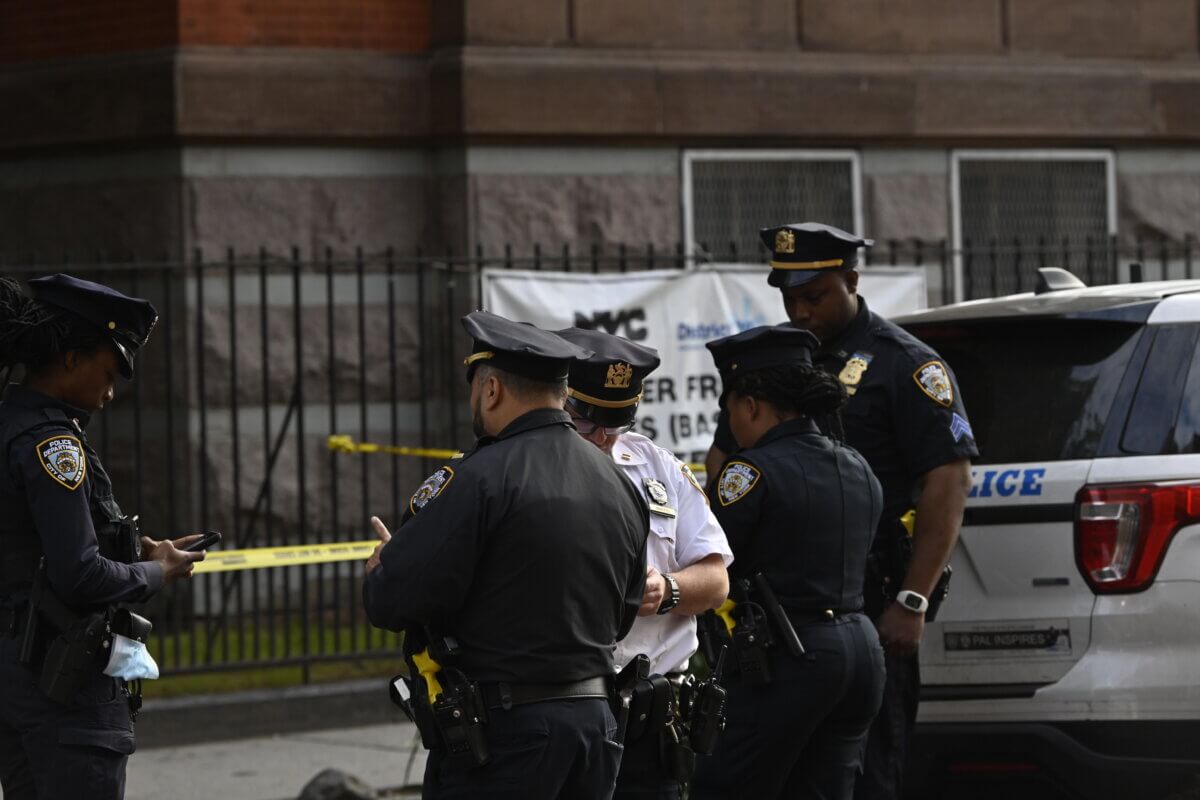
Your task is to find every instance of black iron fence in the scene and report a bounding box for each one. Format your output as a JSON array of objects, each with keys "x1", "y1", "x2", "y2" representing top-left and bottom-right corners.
[{"x1": 0, "y1": 234, "x2": 1192, "y2": 679}]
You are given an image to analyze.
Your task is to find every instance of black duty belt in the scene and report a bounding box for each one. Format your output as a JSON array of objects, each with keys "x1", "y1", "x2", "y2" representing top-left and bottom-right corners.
[
  {"x1": 479, "y1": 677, "x2": 610, "y2": 710},
  {"x1": 785, "y1": 607, "x2": 861, "y2": 626}
]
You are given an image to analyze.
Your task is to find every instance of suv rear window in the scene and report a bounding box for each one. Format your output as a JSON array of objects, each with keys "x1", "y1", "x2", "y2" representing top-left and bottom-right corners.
[{"x1": 908, "y1": 320, "x2": 1142, "y2": 463}]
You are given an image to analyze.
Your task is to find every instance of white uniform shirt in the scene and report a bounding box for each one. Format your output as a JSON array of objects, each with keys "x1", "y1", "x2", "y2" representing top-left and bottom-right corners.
[{"x1": 611, "y1": 432, "x2": 733, "y2": 675}]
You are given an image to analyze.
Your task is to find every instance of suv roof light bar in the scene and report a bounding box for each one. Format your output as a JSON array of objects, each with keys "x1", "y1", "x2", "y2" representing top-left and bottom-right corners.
[{"x1": 1035, "y1": 267, "x2": 1087, "y2": 295}]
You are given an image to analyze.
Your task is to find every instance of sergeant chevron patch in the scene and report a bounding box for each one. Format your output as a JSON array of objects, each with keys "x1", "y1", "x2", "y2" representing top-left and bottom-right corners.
[
  {"x1": 717, "y1": 461, "x2": 760, "y2": 507},
  {"x1": 409, "y1": 466, "x2": 455, "y2": 514},
  {"x1": 37, "y1": 435, "x2": 87, "y2": 491}
]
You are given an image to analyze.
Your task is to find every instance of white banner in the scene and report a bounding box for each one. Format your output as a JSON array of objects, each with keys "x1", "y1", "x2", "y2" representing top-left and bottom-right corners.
[{"x1": 483, "y1": 264, "x2": 926, "y2": 464}]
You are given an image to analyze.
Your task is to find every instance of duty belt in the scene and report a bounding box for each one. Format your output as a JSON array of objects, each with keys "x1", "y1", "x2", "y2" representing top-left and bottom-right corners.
[{"x1": 479, "y1": 677, "x2": 609, "y2": 710}]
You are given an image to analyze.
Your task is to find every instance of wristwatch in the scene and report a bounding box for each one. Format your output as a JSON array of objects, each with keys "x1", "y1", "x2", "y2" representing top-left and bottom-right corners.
[
  {"x1": 895, "y1": 589, "x2": 929, "y2": 615},
  {"x1": 656, "y1": 573, "x2": 681, "y2": 615}
]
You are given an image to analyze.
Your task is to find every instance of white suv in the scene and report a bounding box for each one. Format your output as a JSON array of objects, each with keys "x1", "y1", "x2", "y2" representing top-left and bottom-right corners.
[{"x1": 898, "y1": 271, "x2": 1200, "y2": 800}]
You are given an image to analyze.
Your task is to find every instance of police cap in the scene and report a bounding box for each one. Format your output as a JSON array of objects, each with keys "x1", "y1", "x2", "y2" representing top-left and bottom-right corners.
[
  {"x1": 761, "y1": 222, "x2": 873, "y2": 289},
  {"x1": 556, "y1": 328, "x2": 661, "y2": 427},
  {"x1": 27, "y1": 273, "x2": 158, "y2": 379},
  {"x1": 462, "y1": 310, "x2": 592, "y2": 383},
  {"x1": 706, "y1": 324, "x2": 819, "y2": 388}
]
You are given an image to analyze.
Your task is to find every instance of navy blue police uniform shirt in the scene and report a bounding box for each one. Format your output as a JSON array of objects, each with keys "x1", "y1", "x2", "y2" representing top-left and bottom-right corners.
[
  {"x1": 0, "y1": 384, "x2": 163, "y2": 607},
  {"x1": 715, "y1": 296, "x2": 978, "y2": 537},
  {"x1": 363, "y1": 407, "x2": 650, "y2": 684},
  {"x1": 710, "y1": 418, "x2": 882, "y2": 612}
]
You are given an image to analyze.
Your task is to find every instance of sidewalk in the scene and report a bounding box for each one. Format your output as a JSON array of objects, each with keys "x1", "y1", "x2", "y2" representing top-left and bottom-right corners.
[{"x1": 126, "y1": 721, "x2": 427, "y2": 800}]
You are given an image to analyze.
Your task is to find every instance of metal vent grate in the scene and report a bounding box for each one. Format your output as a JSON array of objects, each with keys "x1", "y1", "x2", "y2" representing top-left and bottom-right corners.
[
  {"x1": 956, "y1": 156, "x2": 1113, "y2": 298},
  {"x1": 687, "y1": 154, "x2": 857, "y2": 260}
]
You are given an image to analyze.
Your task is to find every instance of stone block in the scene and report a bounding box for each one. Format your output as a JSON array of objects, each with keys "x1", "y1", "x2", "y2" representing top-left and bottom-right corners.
[
  {"x1": 0, "y1": 51, "x2": 175, "y2": 150},
  {"x1": 184, "y1": 176, "x2": 431, "y2": 258},
  {"x1": 297, "y1": 768, "x2": 376, "y2": 800},
  {"x1": 914, "y1": 63, "x2": 1150, "y2": 137},
  {"x1": 0, "y1": 179, "x2": 183, "y2": 262},
  {"x1": 1008, "y1": 0, "x2": 1197, "y2": 58},
  {"x1": 1119, "y1": 174, "x2": 1200, "y2": 242},
  {"x1": 802, "y1": 0, "x2": 1002, "y2": 53},
  {"x1": 460, "y1": 51, "x2": 659, "y2": 135},
  {"x1": 1150, "y1": 76, "x2": 1200, "y2": 139},
  {"x1": 469, "y1": 174, "x2": 681, "y2": 253},
  {"x1": 866, "y1": 174, "x2": 949, "y2": 242},
  {"x1": 573, "y1": 0, "x2": 796, "y2": 49},
  {"x1": 438, "y1": 0, "x2": 569, "y2": 45},
  {"x1": 658, "y1": 57, "x2": 917, "y2": 137},
  {"x1": 176, "y1": 48, "x2": 429, "y2": 139}
]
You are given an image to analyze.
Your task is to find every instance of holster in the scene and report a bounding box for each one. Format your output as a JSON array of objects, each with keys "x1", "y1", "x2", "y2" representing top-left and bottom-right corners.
[
  {"x1": 405, "y1": 632, "x2": 490, "y2": 769},
  {"x1": 926, "y1": 564, "x2": 953, "y2": 623}
]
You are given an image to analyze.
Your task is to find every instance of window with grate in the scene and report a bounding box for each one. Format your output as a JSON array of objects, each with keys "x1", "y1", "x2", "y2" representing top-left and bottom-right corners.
[
  {"x1": 954, "y1": 152, "x2": 1114, "y2": 300},
  {"x1": 684, "y1": 151, "x2": 860, "y2": 262}
]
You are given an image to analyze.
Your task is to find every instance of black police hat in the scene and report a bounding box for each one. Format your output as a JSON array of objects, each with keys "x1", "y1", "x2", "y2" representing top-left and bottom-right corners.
[
  {"x1": 461, "y1": 310, "x2": 592, "y2": 383},
  {"x1": 556, "y1": 328, "x2": 661, "y2": 427},
  {"x1": 706, "y1": 324, "x2": 820, "y2": 388},
  {"x1": 761, "y1": 222, "x2": 874, "y2": 289},
  {"x1": 27, "y1": 273, "x2": 158, "y2": 379}
]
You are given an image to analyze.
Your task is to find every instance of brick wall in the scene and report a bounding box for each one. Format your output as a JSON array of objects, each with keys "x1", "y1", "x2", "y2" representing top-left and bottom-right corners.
[
  {"x1": 0, "y1": 0, "x2": 431, "y2": 64},
  {"x1": 178, "y1": 0, "x2": 430, "y2": 51}
]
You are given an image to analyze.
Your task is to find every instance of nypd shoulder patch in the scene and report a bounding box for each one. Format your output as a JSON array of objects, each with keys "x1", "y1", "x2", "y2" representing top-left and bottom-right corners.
[
  {"x1": 913, "y1": 360, "x2": 954, "y2": 407},
  {"x1": 36, "y1": 435, "x2": 87, "y2": 491},
  {"x1": 409, "y1": 466, "x2": 455, "y2": 515},
  {"x1": 717, "y1": 461, "x2": 760, "y2": 507}
]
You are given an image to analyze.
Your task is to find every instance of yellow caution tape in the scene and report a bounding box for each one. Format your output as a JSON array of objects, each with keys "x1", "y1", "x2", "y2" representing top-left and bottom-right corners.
[
  {"x1": 327, "y1": 435, "x2": 459, "y2": 461},
  {"x1": 328, "y1": 434, "x2": 707, "y2": 474},
  {"x1": 191, "y1": 541, "x2": 378, "y2": 574}
]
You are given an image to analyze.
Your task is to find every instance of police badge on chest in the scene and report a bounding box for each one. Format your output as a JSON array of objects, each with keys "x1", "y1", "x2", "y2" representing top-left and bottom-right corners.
[{"x1": 643, "y1": 478, "x2": 676, "y2": 518}]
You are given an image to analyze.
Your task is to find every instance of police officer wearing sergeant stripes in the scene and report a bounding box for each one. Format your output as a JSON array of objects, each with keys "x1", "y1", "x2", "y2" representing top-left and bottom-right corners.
[
  {"x1": 0, "y1": 275, "x2": 205, "y2": 800},
  {"x1": 363, "y1": 310, "x2": 650, "y2": 800},
  {"x1": 705, "y1": 223, "x2": 977, "y2": 800},
  {"x1": 556, "y1": 327, "x2": 732, "y2": 800},
  {"x1": 692, "y1": 324, "x2": 885, "y2": 800}
]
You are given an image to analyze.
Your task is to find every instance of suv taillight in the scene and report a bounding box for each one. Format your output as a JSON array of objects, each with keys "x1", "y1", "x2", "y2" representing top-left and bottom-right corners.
[{"x1": 1075, "y1": 483, "x2": 1200, "y2": 594}]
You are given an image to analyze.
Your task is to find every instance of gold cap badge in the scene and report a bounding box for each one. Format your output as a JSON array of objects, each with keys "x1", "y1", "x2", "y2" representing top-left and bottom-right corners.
[
  {"x1": 775, "y1": 229, "x2": 796, "y2": 255},
  {"x1": 605, "y1": 362, "x2": 633, "y2": 389}
]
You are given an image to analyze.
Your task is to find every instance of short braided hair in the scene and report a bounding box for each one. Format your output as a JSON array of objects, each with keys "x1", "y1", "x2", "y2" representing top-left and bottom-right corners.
[
  {"x1": 728, "y1": 363, "x2": 848, "y2": 441},
  {"x1": 0, "y1": 276, "x2": 107, "y2": 379}
]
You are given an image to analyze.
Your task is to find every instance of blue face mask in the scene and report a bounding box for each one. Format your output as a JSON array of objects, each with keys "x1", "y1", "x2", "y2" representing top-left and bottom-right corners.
[{"x1": 103, "y1": 634, "x2": 160, "y2": 681}]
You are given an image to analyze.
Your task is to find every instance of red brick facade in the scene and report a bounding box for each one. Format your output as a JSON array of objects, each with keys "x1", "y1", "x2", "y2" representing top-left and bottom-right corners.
[{"x1": 0, "y1": 0, "x2": 431, "y2": 64}]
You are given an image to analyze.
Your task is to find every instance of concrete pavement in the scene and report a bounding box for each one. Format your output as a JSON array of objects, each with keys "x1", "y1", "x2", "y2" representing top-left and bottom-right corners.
[{"x1": 126, "y1": 721, "x2": 427, "y2": 800}]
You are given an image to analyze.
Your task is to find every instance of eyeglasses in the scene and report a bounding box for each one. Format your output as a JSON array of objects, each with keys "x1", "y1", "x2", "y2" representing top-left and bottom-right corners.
[{"x1": 569, "y1": 415, "x2": 635, "y2": 437}]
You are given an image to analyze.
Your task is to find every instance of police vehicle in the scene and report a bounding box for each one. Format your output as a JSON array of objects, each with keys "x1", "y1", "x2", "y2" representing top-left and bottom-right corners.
[{"x1": 898, "y1": 269, "x2": 1200, "y2": 800}]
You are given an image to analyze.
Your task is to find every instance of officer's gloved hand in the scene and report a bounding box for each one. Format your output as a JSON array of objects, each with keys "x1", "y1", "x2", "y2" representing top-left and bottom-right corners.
[{"x1": 141, "y1": 535, "x2": 205, "y2": 584}]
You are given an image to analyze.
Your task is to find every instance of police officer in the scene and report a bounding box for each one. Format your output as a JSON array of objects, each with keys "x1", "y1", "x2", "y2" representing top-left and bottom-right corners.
[
  {"x1": 363, "y1": 310, "x2": 650, "y2": 800},
  {"x1": 0, "y1": 274, "x2": 205, "y2": 800},
  {"x1": 557, "y1": 327, "x2": 732, "y2": 800},
  {"x1": 706, "y1": 223, "x2": 978, "y2": 800},
  {"x1": 691, "y1": 324, "x2": 885, "y2": 799}
]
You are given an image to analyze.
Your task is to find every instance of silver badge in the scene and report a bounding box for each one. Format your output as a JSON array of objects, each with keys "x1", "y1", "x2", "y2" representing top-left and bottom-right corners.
[
  {"x1": 37, "y1": 435, "x2": 87, "y2": 491},
  {"x1": 409, "y1": 466, "x2": 455, "y2": 514},
  {"x1": 643, "y1": 478, "x2": 676, "y2": 518}
]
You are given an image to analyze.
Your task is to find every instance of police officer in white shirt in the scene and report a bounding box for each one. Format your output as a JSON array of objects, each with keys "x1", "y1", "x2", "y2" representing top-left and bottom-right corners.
[{"x1": 557, "y1": 327, "x2": 733, "y2": 800}]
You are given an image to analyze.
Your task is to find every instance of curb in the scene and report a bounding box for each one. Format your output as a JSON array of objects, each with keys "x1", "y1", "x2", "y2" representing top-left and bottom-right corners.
[{"x1": 137, "y1": 678, "x2": 402, "y2": 748}]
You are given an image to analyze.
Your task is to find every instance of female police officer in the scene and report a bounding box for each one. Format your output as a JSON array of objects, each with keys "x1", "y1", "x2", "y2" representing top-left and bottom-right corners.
[
  {"x1": 0, "y1": 274, "x2": 203, "y2": 800},
  {"x1": 691, "y1": 324, "x2": 885, "y2": 800}
]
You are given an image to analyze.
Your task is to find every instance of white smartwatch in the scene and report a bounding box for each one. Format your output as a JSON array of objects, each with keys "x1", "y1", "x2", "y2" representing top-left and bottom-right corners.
[{"x1": 895, "y1": 590, "x2": 929, "y2": 615}]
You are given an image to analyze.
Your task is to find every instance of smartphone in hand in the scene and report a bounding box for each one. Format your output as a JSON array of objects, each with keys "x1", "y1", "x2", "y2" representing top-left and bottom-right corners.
[{"x1": 183, "y1": 531, "x2": 223, "y2": 552}]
